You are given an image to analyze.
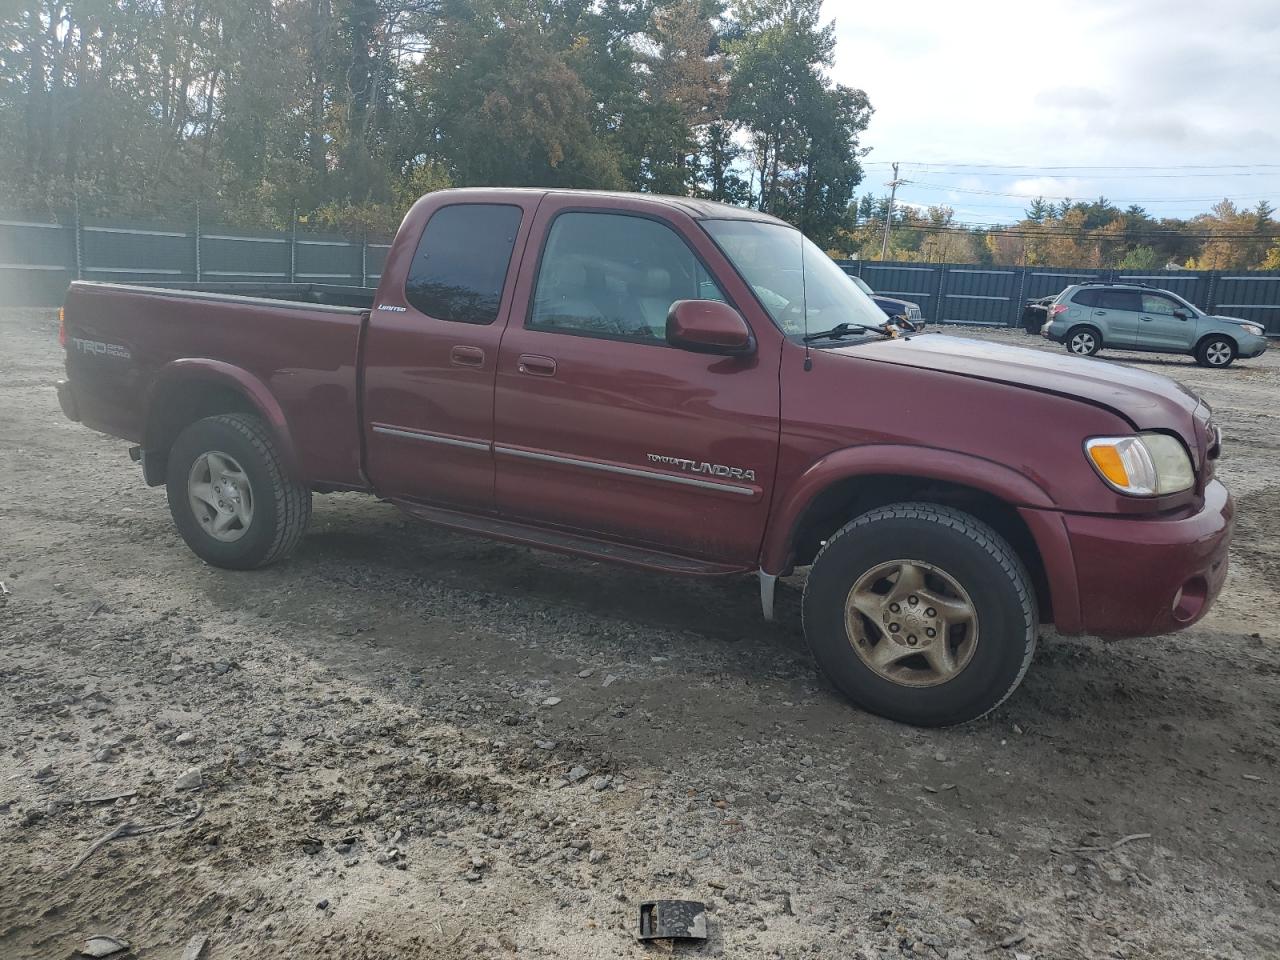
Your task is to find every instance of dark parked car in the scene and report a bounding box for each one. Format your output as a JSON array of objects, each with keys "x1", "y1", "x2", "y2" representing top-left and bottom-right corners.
[
  {"x1": 849, "y1": 275, "x2": 926, "y2": 329},
  {"x1": 57, "y1": 188, "x2": 1232, "y2": 726},
  {"x1": 1021, "y1": 295, "x2": 1055, "y2": 334}
]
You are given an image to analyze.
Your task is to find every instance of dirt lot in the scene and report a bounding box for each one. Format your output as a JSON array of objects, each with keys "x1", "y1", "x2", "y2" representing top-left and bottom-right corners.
[{"x1": 2, "y1": 309, "x2": 1278, "y2": 960}]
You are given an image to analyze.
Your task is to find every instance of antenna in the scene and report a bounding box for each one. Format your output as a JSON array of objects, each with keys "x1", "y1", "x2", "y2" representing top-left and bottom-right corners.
[{"x1": 800, "y1": 228, "x2": 812, "y2": 371}]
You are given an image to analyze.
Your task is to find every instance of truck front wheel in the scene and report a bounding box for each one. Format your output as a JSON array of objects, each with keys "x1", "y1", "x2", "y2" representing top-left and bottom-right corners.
[
  {"x1": 802, "y1": 503, "x2": 1037, "y2": 726},
  {"x1": 165, "y1": 413, "x2": 312, "y2": 570}
]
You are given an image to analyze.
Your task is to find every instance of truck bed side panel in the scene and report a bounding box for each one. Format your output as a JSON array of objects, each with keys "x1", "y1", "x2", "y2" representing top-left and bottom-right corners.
[{"x1": 63, "y1": 282, "x2": 367, "y2": 488}]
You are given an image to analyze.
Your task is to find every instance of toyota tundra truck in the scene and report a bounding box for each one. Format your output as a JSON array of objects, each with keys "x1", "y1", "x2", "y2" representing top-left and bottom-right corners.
[{"x1": 55, "y1": 188, "x2": 1234, "y2": 726}]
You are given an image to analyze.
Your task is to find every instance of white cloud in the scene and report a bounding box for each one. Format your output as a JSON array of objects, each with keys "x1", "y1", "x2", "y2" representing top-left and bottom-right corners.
[
  {"x1": 1007, "y1": 177, "x2": 1088, "y2": 199},
  {"x1": 827, "y1": 0, "x2": 1280, "y2": 219}
]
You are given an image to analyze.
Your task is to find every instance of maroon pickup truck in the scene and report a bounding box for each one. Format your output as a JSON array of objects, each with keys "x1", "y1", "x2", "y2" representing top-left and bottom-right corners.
[{"x1": 56, "y1": 188, "x2": 1233, "y2": 726}]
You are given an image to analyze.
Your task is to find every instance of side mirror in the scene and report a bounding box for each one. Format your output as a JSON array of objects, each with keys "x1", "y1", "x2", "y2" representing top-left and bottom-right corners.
[
  {"x1": 666, "y1": 300, "x2": 756, "y2": 357},
  {"x1": 1173, "y1": 309, "x2": 1190, "y2": 321}
]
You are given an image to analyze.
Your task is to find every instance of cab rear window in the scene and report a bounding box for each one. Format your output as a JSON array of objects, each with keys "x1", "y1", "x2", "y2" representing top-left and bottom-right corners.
[{"x1": 404, "y1": 204, "x2": 522, "y2": 324}]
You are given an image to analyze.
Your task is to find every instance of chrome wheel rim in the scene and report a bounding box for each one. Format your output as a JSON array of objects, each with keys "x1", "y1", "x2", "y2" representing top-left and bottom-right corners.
[
  {"x1": 1070, "y1": 332, "x2": 1095, "y2": 354},
  {"x1": 844, "y1": 560, "x2": 979, "y2": 687},
  {"x1": 1206, "y1": 342, "x2": 1232, "y2": 365},
  {"x1": 188, "y1": 450, "x2": 254, "y2": 543}
]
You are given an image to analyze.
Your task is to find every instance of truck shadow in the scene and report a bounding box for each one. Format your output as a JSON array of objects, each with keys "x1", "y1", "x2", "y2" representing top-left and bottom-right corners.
[
  {"x1": 187, "y1": 504, "x2": 1279, "y2": 883},
  {"x1": 192, "y1": 495, "x2": 1252, "y2": 742}
]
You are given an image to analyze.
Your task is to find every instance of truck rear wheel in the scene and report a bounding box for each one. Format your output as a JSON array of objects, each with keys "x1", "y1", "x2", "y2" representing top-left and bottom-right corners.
[
  {"x1": 165, "y1": 413, "x2": 312, "y2": 570},
  {"x1": 802, "y1": 502, "x2": 1037, "y2": 726}
]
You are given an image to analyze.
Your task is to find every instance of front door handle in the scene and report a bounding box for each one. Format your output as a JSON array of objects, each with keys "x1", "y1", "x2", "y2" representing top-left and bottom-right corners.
[
  {"x1": 1141, "y1": 317, "x2": 1153, "y2": 322},
  {"x1": 517, "y1": 354, "x2": 557, "y2": 377},
  {"x1": 451, "y1": 345, "x2": 485, "y2": 367}
]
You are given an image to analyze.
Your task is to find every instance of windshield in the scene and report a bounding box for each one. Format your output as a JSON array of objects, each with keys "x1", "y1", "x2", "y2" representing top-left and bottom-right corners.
[{"x1": 702, "y1": 220, "x2": 890, "y2": 339}]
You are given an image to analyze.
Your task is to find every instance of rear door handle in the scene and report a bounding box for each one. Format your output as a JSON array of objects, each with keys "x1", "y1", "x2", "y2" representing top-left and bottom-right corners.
[
  {"x1": 518, "y1": 354, "x2": 557, "y2": 377},
  {"x1": 450, "y1": 345, "x2": 485, "y2": 367},
  {"x1": 1093, "y1": 310, "x2": 1107, "y2": 316}
]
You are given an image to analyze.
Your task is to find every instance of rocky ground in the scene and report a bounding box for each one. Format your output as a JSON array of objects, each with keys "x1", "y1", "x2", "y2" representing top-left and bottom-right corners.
[{"x1": 1, "y1": 308, "x2": 1278, "y2": 960}]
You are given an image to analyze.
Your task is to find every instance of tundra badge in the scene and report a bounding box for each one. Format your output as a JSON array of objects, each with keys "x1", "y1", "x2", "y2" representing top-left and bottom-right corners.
[{"x1": 648, "y1": 454, "x2": 755, "y2": 483}]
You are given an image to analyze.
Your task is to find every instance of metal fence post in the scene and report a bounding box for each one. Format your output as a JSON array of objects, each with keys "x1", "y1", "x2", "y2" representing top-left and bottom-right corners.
[
  {"x1": 290, "y1": 206, "x2": 297, "y2": 283},
  {"x1": 1014, "y1": 266, "x2": 1028, "y2": 327},
  {"x1": 1206, "y1": 272, "x2": 1217, "y2": 314},
  {"x1": 194, "y1": 200, "x2": 202, "y2": 282},
  {"x1": 935, "y1": 265, "x2": 947, "y2": 324},
  {"x1": 361, "y1": 229, "x2": 368, "y2": 287},
  {"x1": 72, "y1": 190, "x2": 83, "y2": 280}
]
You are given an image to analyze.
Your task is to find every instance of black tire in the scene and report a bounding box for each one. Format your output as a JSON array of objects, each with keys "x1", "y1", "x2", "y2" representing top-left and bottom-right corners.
[
  {"x1": 802, "y1": 502, "x2": 1037, "y2": 727},
  {"x1": 1195, "y1": 335, "x2": 1236, "y2": 368},
  {"x1": 1064, "y1": 325, "x2": 1101, "y2": 356},
  {"x1": 165, "y1": 413, "x2": 312, "y2": 570}
]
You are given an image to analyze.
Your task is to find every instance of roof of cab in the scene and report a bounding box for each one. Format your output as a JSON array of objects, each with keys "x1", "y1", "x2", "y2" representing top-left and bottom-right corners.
[{"x1": 429, "y1": 187, "x2": 791, "y2": 226}]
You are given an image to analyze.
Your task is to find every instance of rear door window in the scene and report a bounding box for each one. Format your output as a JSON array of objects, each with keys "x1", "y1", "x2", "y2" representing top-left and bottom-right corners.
[
  {"x1": 1099, "y1": 289, "x2": 1143, "y2": 312},
  {"x1": 404, "y1": 204, "x2": 523, "y2": 324}
]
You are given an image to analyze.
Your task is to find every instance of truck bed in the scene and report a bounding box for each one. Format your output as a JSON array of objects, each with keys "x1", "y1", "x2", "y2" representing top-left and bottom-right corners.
[{"x1": 61, "y1": 281, "x2": 370, "y2": 489}]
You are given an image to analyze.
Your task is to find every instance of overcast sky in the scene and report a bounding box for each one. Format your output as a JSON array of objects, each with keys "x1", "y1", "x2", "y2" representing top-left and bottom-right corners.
[{"x1": 826, "y1": 0, "x2": 1280, "y2": 224}]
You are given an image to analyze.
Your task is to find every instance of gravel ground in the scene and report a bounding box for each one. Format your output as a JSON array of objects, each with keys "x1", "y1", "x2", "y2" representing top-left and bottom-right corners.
[{"x1": 1, "y1": 309, "x2": 1278, "y2": 960}]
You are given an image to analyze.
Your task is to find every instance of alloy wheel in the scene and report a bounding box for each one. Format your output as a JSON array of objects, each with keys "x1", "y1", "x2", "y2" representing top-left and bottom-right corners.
[
  {"x1": 187, "y1": 450, "x2": 254, "y2": 542},
  {"x1": 1205, "y1": 341, "x2": 1232, "y2": 366},
  {"x1": 1070, "y1": 332, "x2": 1096, "y2": 354},
  {"x1": 843, "y1": 560, "x2": 980, "y2": 687}
]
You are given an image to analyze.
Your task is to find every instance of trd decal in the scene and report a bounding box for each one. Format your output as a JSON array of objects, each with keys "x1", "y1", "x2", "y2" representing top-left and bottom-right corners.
[{"x1": 71, "y1": 337, "x2": 132, "y2": 360}]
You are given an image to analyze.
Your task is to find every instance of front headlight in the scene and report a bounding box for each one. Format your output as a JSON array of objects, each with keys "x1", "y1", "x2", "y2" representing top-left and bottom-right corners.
[
  {"x1": 1242, "y1": 323, "x2": 1264, "y2": 337},
  {"x1": 1084, "y1": 433, "x2": 1195, "y2": 496}
]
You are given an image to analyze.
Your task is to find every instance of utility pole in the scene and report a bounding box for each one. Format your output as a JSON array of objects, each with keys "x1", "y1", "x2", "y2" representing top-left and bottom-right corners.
[{"x1": 880, "y1": 162, "x2": 907, "y2": 261}]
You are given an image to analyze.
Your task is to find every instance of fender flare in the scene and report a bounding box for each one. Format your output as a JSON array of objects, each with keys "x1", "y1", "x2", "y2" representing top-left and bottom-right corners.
[
  {"x1": 144, "y1": 358, "x2": 300, "y2": 478},
  {"x1": 759, "y1": 443, "x2": 1056, "y2": 575}
]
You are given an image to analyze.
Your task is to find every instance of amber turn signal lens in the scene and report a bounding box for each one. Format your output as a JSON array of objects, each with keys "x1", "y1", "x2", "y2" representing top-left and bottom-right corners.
[{"x1": 1087, "y1": 443, "x2": 1130, "y2": 487}]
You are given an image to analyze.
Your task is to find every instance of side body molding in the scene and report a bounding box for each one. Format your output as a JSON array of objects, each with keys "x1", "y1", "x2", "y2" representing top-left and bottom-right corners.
[
  {"x1": 759, "y1": 444, "x2": 1058, "y2": 576},
  {"x1": 145, "y1": 358, "x2": 300, "y2": 479}
]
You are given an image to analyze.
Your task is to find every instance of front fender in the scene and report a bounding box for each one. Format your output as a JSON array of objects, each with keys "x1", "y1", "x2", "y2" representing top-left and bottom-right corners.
[
  {"x1": 145, "y1": 358, "x2": 299, "y2": 477},
  {"x1": 759, "y1": 443, "x2": 1056, "y2": 574}
]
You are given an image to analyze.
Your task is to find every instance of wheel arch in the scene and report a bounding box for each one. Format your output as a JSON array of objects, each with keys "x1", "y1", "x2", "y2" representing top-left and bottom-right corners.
[
  {"x1": 762, "y1": 447, "x2": 1058, "y2": 622},
  {"x1": 141, "y1": 360, "x2": 299, "y2": 486},
  {"x1": 1195, "y1": 330, "x2": 1238, "y2": 353}
]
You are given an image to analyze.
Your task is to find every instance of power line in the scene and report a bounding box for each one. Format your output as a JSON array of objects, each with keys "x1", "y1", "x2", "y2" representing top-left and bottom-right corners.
[
  {"x1": 905, "y1": 181, "x2": 1277, "y2": 203},
  {"x1": 891, "y1": 170, "x2": 1280, "y2": 180},
  {"x1": 863, "y1": 160, "x2": 1280, "y2": 171},
  {"x1": 861, "y1": 221, "x2": 1280, "y2": 241}
]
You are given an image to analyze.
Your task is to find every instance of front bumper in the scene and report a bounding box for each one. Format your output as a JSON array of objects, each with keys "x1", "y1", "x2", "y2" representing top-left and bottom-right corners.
[
  {"x1": 1055, "y1": 479, "x2": 1233, "y2": 637},
  {"x1": 1237, "y1": 333, "x2": 1269, "y2": 359}
]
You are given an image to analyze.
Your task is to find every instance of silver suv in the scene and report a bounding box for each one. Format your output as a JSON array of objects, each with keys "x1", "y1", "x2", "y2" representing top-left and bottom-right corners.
[{"x1": 1042, "y1": 282, "x2": 1268, "y2": 368}]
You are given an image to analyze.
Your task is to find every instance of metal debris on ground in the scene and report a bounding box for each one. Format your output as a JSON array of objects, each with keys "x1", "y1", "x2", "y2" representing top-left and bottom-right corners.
[
  {"x1": 638, "y1": 900, "x2": 708, "y2": 941},
  {"x1": 78, "y1": 935, "x2": 130, "y2": 957},
  {"x1": 181, "y1": 933, "x2": 210, "y2": 960}
]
